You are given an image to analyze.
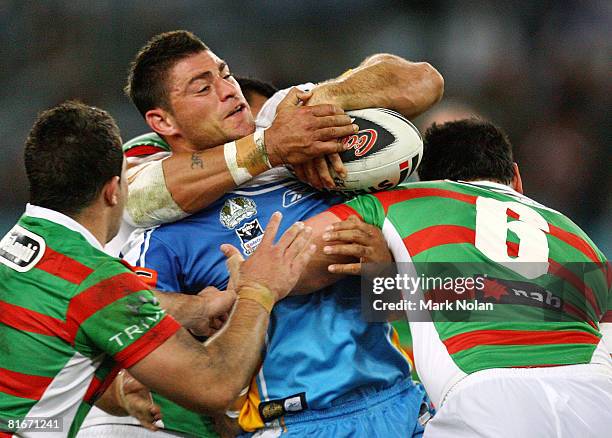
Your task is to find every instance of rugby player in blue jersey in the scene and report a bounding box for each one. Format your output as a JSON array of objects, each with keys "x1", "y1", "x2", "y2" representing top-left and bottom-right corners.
[{"x1": 83, "y1": 30, "x2": 443, "y2": 438}]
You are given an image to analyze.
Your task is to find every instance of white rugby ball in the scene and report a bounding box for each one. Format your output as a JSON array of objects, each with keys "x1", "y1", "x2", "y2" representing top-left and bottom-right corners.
[{"x1": 330, "y1": 108, "x2": 423, "y2": 194}]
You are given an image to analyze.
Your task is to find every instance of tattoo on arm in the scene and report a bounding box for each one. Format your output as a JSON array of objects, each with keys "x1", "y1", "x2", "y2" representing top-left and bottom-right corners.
[{"x1": 191, "y1": 152, "x2": 204, "y2": 169}]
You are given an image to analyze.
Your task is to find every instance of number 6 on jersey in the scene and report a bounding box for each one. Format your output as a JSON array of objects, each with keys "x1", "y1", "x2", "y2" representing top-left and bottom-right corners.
[{"x1": 475, "y1": 197, "x2": 549, "y2": 279}]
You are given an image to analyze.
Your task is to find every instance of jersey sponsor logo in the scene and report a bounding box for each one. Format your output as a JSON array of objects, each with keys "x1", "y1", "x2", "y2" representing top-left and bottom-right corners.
[
  {"x1": 0, "y1": 225, "x2": 45, "y2": 272},
  {"x1": 342, "y1": 128, "x2": 378, "y2": 157},
  {"x1": 108, "y1": 308, "x2": 165, "y2": 347},
  {"x1": 236, "y1": 219, "x2": 264, "y2": 255},
  {"x1": 283, "y1": 395, "x2": 305, "y2": 412},
  {"x1": 282, "y1": 183, "x2": 315, "y2": 208},
  {"x1": 258, "y1": 392, "x2": 307, "y2": 422},
  {"x1": 220, "y1": 197, "x2": 257, "y2": 229},
  {"x1": 479, "y1": 276, "x2": 563, "y2": 311},
  {"x1": 338, "y1": 117, "x2": 393, "y2": 164}
]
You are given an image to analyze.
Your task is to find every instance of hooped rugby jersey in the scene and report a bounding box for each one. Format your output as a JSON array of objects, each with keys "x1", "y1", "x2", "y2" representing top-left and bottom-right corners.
[
  {"x1": 329, "y1": 179, "x2": 612, "y2": 407},
  {"x1": 121, "y1": 168, "x2": 414, "y2": 432},
  {"x1": 0, "y1": 205, "x2": 180, "y2": 438}
]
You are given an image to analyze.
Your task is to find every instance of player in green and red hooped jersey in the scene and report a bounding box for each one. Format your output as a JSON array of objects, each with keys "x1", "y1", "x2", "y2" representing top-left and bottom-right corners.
[
  {"x1": 0, "y1": 102, "x2": 316, "y2": 438},
  {"x1": 302, "y1": 118, "x2": 612, "y2": 437}
]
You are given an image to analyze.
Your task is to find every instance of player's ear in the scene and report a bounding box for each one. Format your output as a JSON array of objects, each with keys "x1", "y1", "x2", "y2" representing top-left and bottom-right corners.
[
  {"x1": 145, "y1": 108, "x2": 179, "y2": 137},
  {"x1": 102, "y1": 176, "x2": 122, "y2": 207},
  {"x1": 511, "y1": 162, "x2": 523, "y2": 194}
]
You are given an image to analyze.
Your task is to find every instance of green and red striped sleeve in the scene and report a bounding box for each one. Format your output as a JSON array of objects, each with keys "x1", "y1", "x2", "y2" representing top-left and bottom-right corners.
[
  {"x1": 328, "y1": 193, "x2": 387, "y2": 229},
  {"x1": 70, "y1": 262, "x2": 180, "y2": 369}
]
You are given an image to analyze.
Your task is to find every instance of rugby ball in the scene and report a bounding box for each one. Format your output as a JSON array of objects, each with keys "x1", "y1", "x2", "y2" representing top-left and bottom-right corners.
[{"x1": 330, "y1": 108, "x2": 423, "y2": 195}]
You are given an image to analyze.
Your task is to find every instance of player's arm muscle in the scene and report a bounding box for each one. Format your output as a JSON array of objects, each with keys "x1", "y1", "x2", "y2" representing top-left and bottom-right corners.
[
  {"x1": 128, "y1": 134, "x2": 267, "y2": 223},
  {"x1": 163, "y1": 134, "x2": 274, "y2": 214},
  {"x1": 128, "y1": 298, "x2": 269, "y2": 413},
  {"x1": 153, "y1": 288, "x2": 235, "y2": 337},
  {"x1": 309, "y1": 53, "x2": 444, "y2": 119}
]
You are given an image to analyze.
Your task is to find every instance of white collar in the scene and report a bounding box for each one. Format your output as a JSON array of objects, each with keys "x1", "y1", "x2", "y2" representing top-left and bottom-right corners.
[
  {"x1": 25, "y1": 204, "x2": 104, "y2": 250},
  {"x1": 454, "y1": 179, "x2": 519, "y2": 194}
]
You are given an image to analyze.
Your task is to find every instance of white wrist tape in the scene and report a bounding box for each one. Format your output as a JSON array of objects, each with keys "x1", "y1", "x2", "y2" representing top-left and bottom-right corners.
[
  {"x1": 253, "y1": 129, "x2": 272, "y2": 169},
  {"x1": 126, "y1": 157, "x2": 188, "y2": 228},
  {"x1": 224, "y1": 141, "x2": 252, "y2": 186}
]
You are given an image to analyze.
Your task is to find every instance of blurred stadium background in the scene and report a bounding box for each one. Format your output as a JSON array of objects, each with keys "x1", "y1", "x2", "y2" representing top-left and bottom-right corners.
[{"x1": 1, "y1": 0, "x2": 609, "y2": 256}]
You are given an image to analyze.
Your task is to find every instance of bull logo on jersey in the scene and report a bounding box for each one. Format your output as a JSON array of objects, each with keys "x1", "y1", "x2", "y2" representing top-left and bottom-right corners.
[
  {"x1": 236, "y1": 219, "x2": 264, "y2": 255},
  {"x1": 342, "y1": 128, "x2": 378, "y2": 157},
  {"x1": 220, "y1": 197, "x2": 257, "y2": 229}
]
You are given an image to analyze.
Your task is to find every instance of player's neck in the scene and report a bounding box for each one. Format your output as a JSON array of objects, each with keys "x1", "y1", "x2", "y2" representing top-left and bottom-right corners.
[
  {"x1": 72, "y1": 206, "x2": 112, "y2": 247},
  {"x1": 166, "y1": 135, "x2": 205, "y2": 153}
]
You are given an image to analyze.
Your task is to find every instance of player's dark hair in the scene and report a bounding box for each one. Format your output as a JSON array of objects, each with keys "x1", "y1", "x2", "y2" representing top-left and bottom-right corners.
[
  {"x1": 418, "y1": 118, "x2": 515, "y2": 184},
  {"x1": 24, "y1": 101, "x2": 123, "y2": 217},
  {"x1": 125, "y1": 30, "x2": 209, "y2": 116},
  {"x1": 236, "y1": 77, "x2": 278, "y2": 101}
]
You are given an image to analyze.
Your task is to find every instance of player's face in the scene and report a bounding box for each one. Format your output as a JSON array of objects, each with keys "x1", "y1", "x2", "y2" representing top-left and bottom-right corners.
[{"x1": 167, "y1": 50, "x2": 255, "y2": 149}]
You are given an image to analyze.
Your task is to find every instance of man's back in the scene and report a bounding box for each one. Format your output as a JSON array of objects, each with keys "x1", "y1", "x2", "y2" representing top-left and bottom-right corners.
[
  {"x1": 0, "y1": 206, "x2": 178, "y2": 437},
  {"x1": 331, "y1": 179, "x2": 611, "y2": 406}
]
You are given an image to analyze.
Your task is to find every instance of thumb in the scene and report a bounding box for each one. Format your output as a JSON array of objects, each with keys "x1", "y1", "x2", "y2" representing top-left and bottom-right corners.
[
  {"x1": 278, "y1": 87, "x2": 312, "y2": 110},
  {"x1": 122, "y1": 373, "x2": 148, "y2": 394},
  {"x1": 296, "y1": 89, "x2": 312, "y2": 104},
  {"x1": 221, "y1": 244, "x2": 244, "y2": 279}
]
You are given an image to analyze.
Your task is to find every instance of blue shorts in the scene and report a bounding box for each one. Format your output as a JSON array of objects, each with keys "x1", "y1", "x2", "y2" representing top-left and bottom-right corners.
[{"x1": 243, "y1": 379, "x2": 433, "y2": 437}]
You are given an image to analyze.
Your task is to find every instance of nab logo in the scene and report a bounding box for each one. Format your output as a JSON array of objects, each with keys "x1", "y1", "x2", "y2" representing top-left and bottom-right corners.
[{"x1": 342, "y1": 129, "x2": 378, "y2": 157}]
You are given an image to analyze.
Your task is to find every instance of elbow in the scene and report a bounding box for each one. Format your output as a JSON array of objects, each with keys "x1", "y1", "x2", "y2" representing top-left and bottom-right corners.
[
  {"x1": 395, "y1": 62, "x2": 444, "y2": 117},
  {"x1": 192, "y1": 379, "x2": 243, "y2": 414},
  {"x1": 125, "y1": 188, "x2": 155, "y2": 228},
  {"x1": 361, "y1": 53, "x2": 404, "y2": 68},
  {"x1": 209, "y1": 388, "x2": 240, "y2": 413},
  {"x1": 421, "y1": 62, "x2": 445, "y2": 104},
  {"x1": 197, "y1": 396, "x2": 234, "y2": 414}
]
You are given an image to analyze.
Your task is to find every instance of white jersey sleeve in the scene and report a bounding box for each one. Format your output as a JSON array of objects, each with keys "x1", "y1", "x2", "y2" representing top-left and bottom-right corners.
[
  {"x1": 601, "y1": 323, "x2": 612, "y2": 355},
  {"x1": 256, "y1": 83, "x2": 316, "y2": 129}
]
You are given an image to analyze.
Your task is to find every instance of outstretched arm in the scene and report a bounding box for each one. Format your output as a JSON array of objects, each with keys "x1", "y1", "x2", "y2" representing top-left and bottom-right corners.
[{"x1": 154, "y1": 286, "x2": 236, "y2": 337}]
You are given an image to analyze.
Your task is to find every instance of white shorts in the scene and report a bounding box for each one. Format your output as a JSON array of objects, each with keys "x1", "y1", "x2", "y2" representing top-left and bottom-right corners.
[
  {"x1": 76, "y1": 424, "x2": 188, "y2": 438},
  {"x1": 424, "y1": 363, "x2": 612, "y2": 438}
]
